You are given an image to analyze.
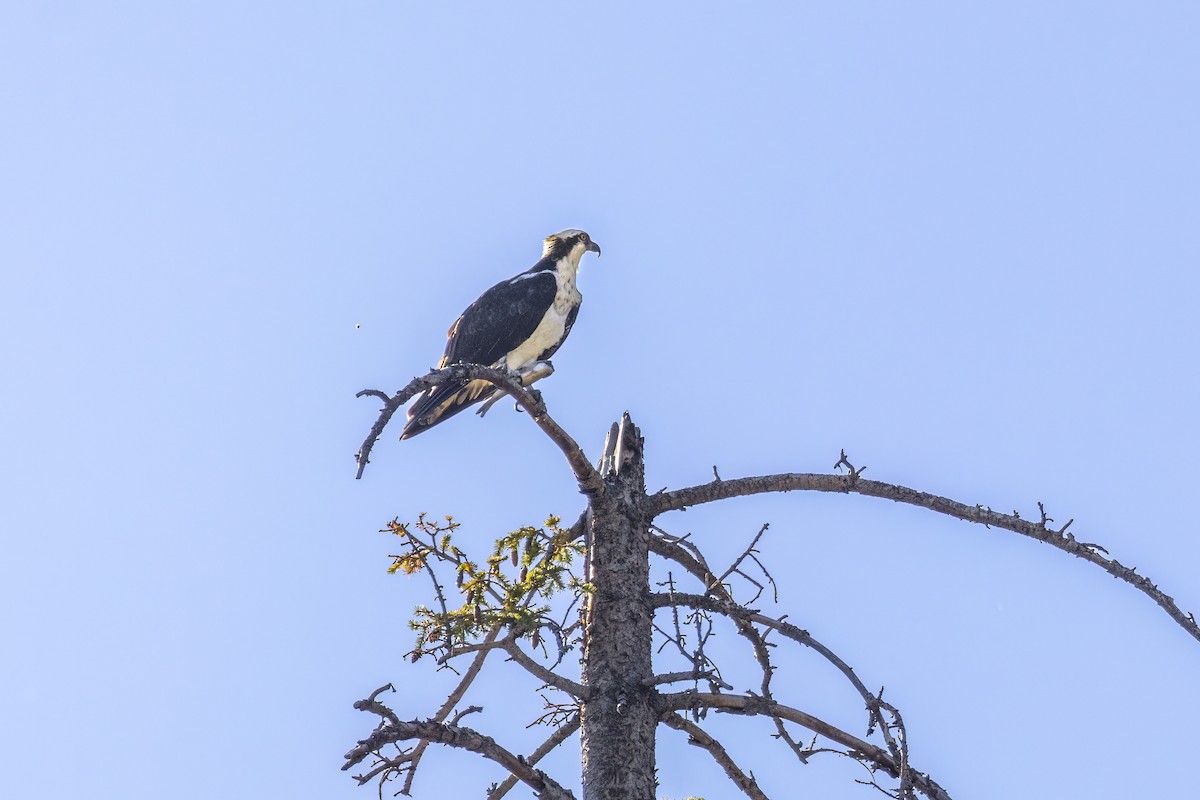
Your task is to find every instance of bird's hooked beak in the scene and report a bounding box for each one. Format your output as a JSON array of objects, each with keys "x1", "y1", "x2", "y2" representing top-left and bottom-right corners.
[{"x1": 586, "y1": 240, "x2": 601, "y2": 257}]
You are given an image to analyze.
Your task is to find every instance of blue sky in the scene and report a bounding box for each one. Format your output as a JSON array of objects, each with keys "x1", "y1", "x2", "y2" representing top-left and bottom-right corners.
[{"x1": 2, "y1": 3, "x2": 1198, "y2": 799}]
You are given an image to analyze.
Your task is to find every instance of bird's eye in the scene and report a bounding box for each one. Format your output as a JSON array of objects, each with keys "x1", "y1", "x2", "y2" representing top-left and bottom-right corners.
[{"x1": 579, "y1": 232, "x2": 589, "y2": 242}]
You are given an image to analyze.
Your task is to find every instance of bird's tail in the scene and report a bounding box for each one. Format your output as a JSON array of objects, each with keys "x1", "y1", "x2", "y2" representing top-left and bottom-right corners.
[{"x1": 400, "y1": 378, "x2": 496, "y2": 439}]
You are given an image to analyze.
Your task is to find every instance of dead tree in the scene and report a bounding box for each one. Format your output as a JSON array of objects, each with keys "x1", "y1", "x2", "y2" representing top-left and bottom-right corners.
[{"x1": 345, "y1": 366, "x2": 1199, "y2": 800}]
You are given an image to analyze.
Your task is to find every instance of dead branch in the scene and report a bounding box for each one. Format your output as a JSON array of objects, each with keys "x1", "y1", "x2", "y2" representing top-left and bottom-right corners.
[
  {"x1": 657, "y1": 692, "x2": 950, "y2": 800},
  {"x1": 653, "y1": 572, "x2": 721, "y2": 693},
  {"x1": 501, "y1": 638, "x2": 588, "y2": 697},
  {"x1": 399, "y1": 624, "x2": 502, "y2": 794},
  {"x1": 649, "y1": 527, "x2": 820, "y2": 762},
  {"x1": 653, "y1": 669, "x2": 733, "y2": 690},
  {"x1": 649, "y1": 529, "x2": 912, "y2": 774},
  {"x1": 652, "y1": 590, "x2": 907, "y2": 761},
  {"x1": 441, "y1": 635, "x2": 590, "y2": 699},
  {"x1": 355, "y1": 365, "x2": 602, "y2": 495},
  {"x1": 488, "y1": 714, "x2": 581, "y2": 800},
  {"x1": 646, "y1": 470, "x2": 1200, "y2": 642},
  {"x1": 714, "y1": 523, "x2": 775, "y2": 603},
  {"x1": 343, "y1": 714, "x2": 575, "y2": 800},
  {"x1": 660, "y1": 710, "x2": 770, "y2": 800},
  {"x1": 357, "y1": 683, "x2": 400, "y2": 725}
]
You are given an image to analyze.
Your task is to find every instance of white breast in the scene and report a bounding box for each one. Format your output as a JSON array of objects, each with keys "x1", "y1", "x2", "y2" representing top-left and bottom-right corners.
[{"x1": 503, "y1": 265, "x2": 581, "y2": 369}]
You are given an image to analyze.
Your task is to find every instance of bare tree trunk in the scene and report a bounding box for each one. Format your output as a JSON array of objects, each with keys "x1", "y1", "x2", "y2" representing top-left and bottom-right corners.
[{"x1": 580, "y1": 414, "x2": 655, "y2": 800}]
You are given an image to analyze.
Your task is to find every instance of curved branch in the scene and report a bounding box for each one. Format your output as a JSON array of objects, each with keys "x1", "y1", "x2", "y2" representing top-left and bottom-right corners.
[
  {"x1": 647, "y1": 471, "x2": 1200, "y2": 642},
  {"x1": 657, "y1": 692, "x2": 951, "y2": 800},
  {"x1": 342, "y1": 718, "x2": 575, "y2": 800},
  {"x1": 355, "y1": 365, "x2": 603, "y2": 495},
  {"x1": 488, "y1": 714, "x2": 581, "y2": 800},
  {"x1": 441, "y1": 636, "x2": 589, "y2": 699},
  {"x1": 660, "y1": 711, "x2": 770, "y2": 800},
  {"x1": 501, "y1": 638, "x2": 590, "y2": 699}
]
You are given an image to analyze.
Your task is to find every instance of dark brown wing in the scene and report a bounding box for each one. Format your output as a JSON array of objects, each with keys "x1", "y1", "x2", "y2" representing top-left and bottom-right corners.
[
  {"x1": 441, "y1": 270, "x2": 558, "y2": 368},
  {"x1": 401, "y1": 269, "x2": 558, "y2": 439}
]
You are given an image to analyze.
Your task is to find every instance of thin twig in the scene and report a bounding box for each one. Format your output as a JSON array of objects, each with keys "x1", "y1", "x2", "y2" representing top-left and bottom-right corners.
[
  {"x1": 401, "y1": 624, "x2": 502, "y2": 794},
  {"x1": 714, "y1": 523, "x2": 770, "y2": 590}
]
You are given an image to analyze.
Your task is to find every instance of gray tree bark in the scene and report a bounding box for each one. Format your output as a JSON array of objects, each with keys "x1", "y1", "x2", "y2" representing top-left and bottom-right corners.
[{"x1": 580, "y1": 414, "x2": 656, "y2": 800}]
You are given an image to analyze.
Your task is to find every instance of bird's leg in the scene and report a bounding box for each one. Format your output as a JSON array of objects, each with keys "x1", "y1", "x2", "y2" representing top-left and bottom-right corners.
[
  {"x1": 476, "y1": 361, "x2": 555, "y2": 417},
  {"x1": 477, "y1": 360, "x2": 517, "y2": 418},
  {"x1": 476, "y1": 393, "x2": 506, "y2": 417},
  {"x1": 519, "y1": 360, "x2": 555, "y2": 385}
]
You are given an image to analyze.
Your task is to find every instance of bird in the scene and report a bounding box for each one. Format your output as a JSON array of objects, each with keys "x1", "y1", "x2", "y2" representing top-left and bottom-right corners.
[{"x1": 400, "y1": 229, "x2": 601, "y2": 439}]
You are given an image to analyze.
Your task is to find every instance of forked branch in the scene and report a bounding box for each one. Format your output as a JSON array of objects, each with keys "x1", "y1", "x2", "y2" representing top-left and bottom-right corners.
[
  {"x1": 648, "y1": 525, "x2": 920, "y2": 788},
  {"x1": 651, "y1": 589, "x2": 907, "y2": 764},
  {"x1": 343, "y1": 713, "x2": 575, "y2": 800}
]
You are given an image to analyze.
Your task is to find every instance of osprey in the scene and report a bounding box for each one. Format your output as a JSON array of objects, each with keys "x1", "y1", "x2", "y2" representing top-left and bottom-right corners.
[{"x1": 401, "y1": 229, "x2": 601, "y2": 439}]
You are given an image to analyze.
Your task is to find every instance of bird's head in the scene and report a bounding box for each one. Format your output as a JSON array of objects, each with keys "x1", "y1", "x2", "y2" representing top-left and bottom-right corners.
[{"x1": 543, "y1": 229, "x2": 601, "y2": 263}]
